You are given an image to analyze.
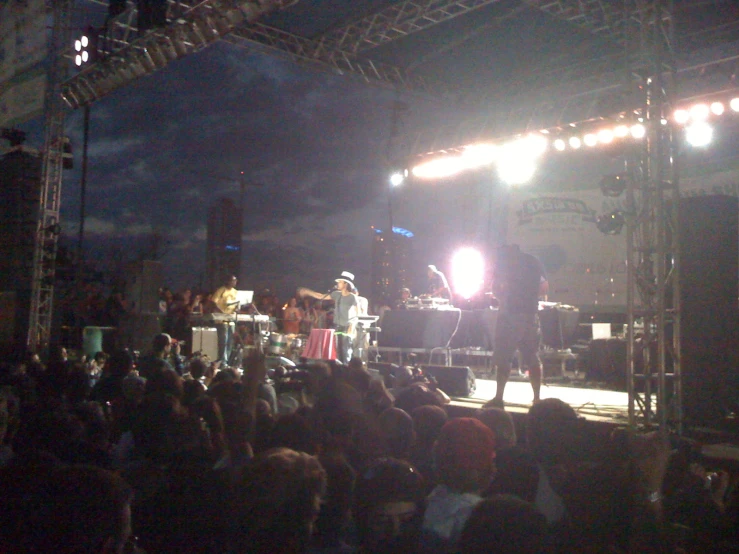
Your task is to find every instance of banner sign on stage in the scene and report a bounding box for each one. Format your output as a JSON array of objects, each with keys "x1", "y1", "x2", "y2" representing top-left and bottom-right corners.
[{"x1": 506, "y1": 172, "x2": 738, "y2": 311}]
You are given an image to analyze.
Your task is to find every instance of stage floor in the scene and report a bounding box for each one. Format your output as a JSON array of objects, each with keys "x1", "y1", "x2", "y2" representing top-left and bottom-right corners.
[{"x1": 451, "y1": 377, "x2": 631, "y2": 424}]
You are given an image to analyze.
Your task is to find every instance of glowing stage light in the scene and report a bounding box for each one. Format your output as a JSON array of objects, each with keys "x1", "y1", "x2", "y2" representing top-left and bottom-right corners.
[
  {"x1": 461, "y1": 143, "x2": 498, "y2": 168},
  {"x1": 685, "y1": 122, "x2": 713, "y2": 147},
  {"x1": 689, "y1": 103, "x2": 710, "y2": 121},
  {"x1": 583, "y1": 133, "x2": 598, "y2": 147},
  {"x1": 614, "y1": 125, "x2": 629, "y2": 138},
  {"x1": 710, "y1": 102, "x2": 725, "y2": 116},
  {"x1": 73, "y1": 29, "x2": 98, "y2": 67},
  {"x1": 568, "y1": 136, "x2": 582, "y2": 149},
  {"x1": 525, "y1": 133, "x2": 549, "y2": 156},
  {"x1": 630, "y1": 124, "x2": 646, "y2": 139},
  {"x1": 451, "y1": 247, "x2": 485, "y2": 300},
  {"x1": 496, "y1": 136, "x2": 543, "y2": 185},
  {"x1": 597, "y1": 129, "x2": 614, "y2": 144},
  {"x1": 553, "y1": 138, "x2": 566, "y2": 151},
  {"x1": 389, "y1": 172, "x2": 405, "y2": 187},
  {"x1": 673, "y1": 109, "x2": 690, "y2": 124},
  {"x1": 731, "y1": 98, "x2": 739, "y2": 112},
  {"x1": 411, "y1": 156, "x2": 464, "y2": 179}
]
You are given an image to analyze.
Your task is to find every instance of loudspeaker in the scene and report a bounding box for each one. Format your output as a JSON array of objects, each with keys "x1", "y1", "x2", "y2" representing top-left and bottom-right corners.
[
  {"x1": 191, "y1": 327, "x2": 218, "y2": 361},
  {"x1": 420, "y1": 365, "x2": 476, "y2": 397},
  {"x1": 119, "y1": 313, "x2": 161, "y2": 353},
  {"x1": 678, "y1": 195, "x2": 739, "y2": 426},
  {"x1": 124, "y1": 261, "x2": 162, "y2": 314}
]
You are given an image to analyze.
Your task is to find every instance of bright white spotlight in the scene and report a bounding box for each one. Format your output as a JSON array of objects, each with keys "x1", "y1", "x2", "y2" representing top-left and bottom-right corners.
[
  {"x1": 524, "y1": 133, "x2": 549, "y2": 156},
  {"x1": 673, "y1": 109, "x2": 690, "y2": 124},
  {"x1": 685, "y1": 122, "x2": 713, "y2": 147},
  {"x1": 583, "y1": 133, "x2": 598, "y2": 147},
  {"x1": 389, "y1": 172, "x2": 405, "y2": 187},
  {"x1": 451, "y1": 247, "x2": 485, "y2": 300},
  {"x1": 568, "y1": 136, "x2": 582, "y2": 149},
  {"x1": 553, "y1": 138, "x2": 566, "y2": 151},
  {"x1": 710, "y1": 101, "x2": 725, "y2": 116},
  {"x1": 630, "y1": 124, "x2": 646, "y2": 139},
  {"x1": 614, "y1": 125, "x2": 629, "y2": 138},
  {"x1": 689, "y1": 103, "x2": 710, "y2": 121},
  {"x1": 597, "y1": 129, "x2": 614, "y2": 144},
  {"x1": 411, "y1": 156, "x2": 464, "y2": 179},
  {"x1": 496, "y1": 137, "x2": 541, "y2": 185},
  {"x1": 461, "y1": 143, "x2": 497, "y2": 168},
  {"x1": 731, "y1": 98, "x2": 739, "y2": 112}
]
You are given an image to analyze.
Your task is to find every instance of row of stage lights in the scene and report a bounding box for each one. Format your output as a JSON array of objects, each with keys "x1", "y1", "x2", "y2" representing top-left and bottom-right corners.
[{"x1": 392, "y1": 96, "x2": 739, "y2": 187}]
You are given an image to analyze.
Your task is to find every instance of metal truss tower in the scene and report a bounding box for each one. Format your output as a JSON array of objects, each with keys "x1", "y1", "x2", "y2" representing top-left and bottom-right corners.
[
  {"x1": 623, "y1": 0, "x2": 682, "y2": 432},
  {"x1": 28, "y1": 0, "x2": 75, "y2": 353}
]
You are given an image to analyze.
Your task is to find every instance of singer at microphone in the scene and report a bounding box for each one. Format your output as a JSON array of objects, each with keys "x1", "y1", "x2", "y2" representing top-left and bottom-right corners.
[{"x1": 297, "y1": 270, "x2": 359, "y2": 364}]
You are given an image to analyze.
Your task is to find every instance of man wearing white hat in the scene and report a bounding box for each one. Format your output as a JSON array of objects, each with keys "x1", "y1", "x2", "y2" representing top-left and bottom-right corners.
[{"x1": 297, "y1": 270, "x2": 359, "y2": 364}]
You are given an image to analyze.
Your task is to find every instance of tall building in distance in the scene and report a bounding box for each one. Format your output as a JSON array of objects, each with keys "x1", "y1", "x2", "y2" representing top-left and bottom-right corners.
[
  {"x1": 370, "y1": 226, "x2": 414, "y2": 306},
  {"x1": 206, "y1": 198, "x2": 242, "y2": 291}
]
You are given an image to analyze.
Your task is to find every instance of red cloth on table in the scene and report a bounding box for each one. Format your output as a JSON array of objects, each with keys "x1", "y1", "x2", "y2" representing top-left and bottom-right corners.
[{"x1": 301, "y1": 328, "x2": 337, "y2": 360}]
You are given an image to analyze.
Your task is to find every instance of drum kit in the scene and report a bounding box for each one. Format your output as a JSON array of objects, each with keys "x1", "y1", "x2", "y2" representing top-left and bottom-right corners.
[{"x1": 263, "y1": 332, "x2": 305, "y2": 360}]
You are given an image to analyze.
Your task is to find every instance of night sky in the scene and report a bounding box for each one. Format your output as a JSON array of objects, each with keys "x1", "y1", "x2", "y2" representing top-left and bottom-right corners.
[{"x1": 12, "y1": 0, "x2": 739, "y2": 301}]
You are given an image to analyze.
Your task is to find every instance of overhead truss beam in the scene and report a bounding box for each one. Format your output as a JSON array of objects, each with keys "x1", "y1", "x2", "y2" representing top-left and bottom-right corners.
[
  {"x1": 225, "y1": 22, "x2": 437, "y2": 94},
  {"x1": 314, "y1": 0, "x2": 502, "y2": 54},
  {"x1": 62, "y1": 0, "x2": 301, "y2": 109}
]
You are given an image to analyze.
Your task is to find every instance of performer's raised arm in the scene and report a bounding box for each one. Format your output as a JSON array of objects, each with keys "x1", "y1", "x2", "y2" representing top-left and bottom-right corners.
[
  {"x1": 296, "y1": 287, "x2": 332, "y2": 301},
  {"x1": 298, "y1": 270, "x2": 359, "y2": 364}
]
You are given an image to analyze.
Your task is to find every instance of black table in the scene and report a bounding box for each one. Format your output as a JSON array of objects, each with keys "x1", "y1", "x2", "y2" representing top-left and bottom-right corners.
[{"x1": 380, "y1": 309, "x2": 498, "y2": 350}]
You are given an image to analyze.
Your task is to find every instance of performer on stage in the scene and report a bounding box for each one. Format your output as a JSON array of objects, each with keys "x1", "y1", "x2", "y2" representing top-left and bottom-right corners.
[
  {"x1": 211, "y1": 275, "x2": 240, "y2": 366},
  {"x1": 489, "y1": 244, "x2": 549, "y2": 407},
  {"x1": 395, "y1": 287, "x2": 412, "y2": 309},
  {"x1": 426, "y1": 265, "x2": 452, "y2": 301},
  {"x1": 298, "y1": 270, "x2": 359, "y2": 364}
]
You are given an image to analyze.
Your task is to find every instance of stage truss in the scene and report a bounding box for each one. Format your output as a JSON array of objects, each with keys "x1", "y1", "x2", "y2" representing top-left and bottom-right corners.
[{"x1": 30, "y1": 0, "x2": 731, "y2": 433}]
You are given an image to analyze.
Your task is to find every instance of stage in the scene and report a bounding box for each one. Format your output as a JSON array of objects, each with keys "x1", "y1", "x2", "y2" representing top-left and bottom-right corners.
[{"x1": 448, "y1": 375, "x2": 631, "y2": 425}]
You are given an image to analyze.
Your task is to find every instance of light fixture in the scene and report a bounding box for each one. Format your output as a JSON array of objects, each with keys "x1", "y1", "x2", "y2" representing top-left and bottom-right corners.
[
  {"x1": 451, "y1": 247, "x2": 484, "y2": 300},
  {"x1": 689, "y1": 103, "x2": 710, "y2": 121},
  {"x1": 596, "y1": 211, "x2": 625, "y2": 235},
  {"x1": 73, "y1": 27, "x2": 98, "y2": 67},
  {"x1": 685, "y1": 122, "x2": 713, "y2": 147},
  {"x1": 389, "y1": 172, "x2": 405, "y2": 187},
  {"x1": 496, "y1": 136, "x2": 545, "y2": 185},
  {"x1": 568, "y1": 136, "x2": 582, "y2": 149},
  {"x1": 731, "y1": 98, "x2": 739, "y2": 112},
  {"x1": 630, "y1": 124, "x2": 646, "y2": 139},
  {"x1": 553, "y1": 138, "x2": 566, "y2": 151},
  {"x1": 583, "y1": 133, "x2": 598, "y2": 147},
  {"x1": 600, "y1": 174, "x2": 630, "y2": 197},
  {"x1": 597, "y1": 129, "x2": 614, "y2": 144},
  {"x1": 710, "y1": 101, "x2": 725, "y2": 116},
  {"x1": 614, "y1": 125, "x2": 629, "y2": 138}
]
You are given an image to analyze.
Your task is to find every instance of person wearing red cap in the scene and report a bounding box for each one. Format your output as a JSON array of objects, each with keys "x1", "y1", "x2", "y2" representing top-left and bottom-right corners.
[{"x1": 422, "y1": 417, "x2": 497, "y2": 551}]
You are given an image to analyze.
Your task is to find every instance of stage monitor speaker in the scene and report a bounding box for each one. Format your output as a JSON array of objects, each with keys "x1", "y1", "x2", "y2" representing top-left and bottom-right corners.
[
  {"x1": 678, "y1": 195, "x2": 739, "y2": 427},
  {"x1": 420, "y1": 365, "x2": 476, "y2": 397},
  {"x1": 191, "y1": 327, "x2": 218, "y2": 361},
  {"x1": 124, "y1": 260, "x2": 162, "y2": 314}
]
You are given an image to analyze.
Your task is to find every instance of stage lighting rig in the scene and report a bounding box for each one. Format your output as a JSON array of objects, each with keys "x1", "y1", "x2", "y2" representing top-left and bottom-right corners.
[
  {"x1": 685, "y1": 122, "x2": 713, "y2": 147},
  {"x1": 74, "y1": 26, "x2": 99, "y2": 67},
  {"x1": 599, "y1": 174, "x2": 630, "y2": 197},
  {"x1": 596, "y1": 210, "x2": 625, "y2": 235}
]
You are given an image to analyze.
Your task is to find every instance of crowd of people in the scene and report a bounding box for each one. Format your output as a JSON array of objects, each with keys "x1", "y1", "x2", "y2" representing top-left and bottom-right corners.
[{"x1": 1, "y1": 333, "x2": 737, "y2": 554}]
